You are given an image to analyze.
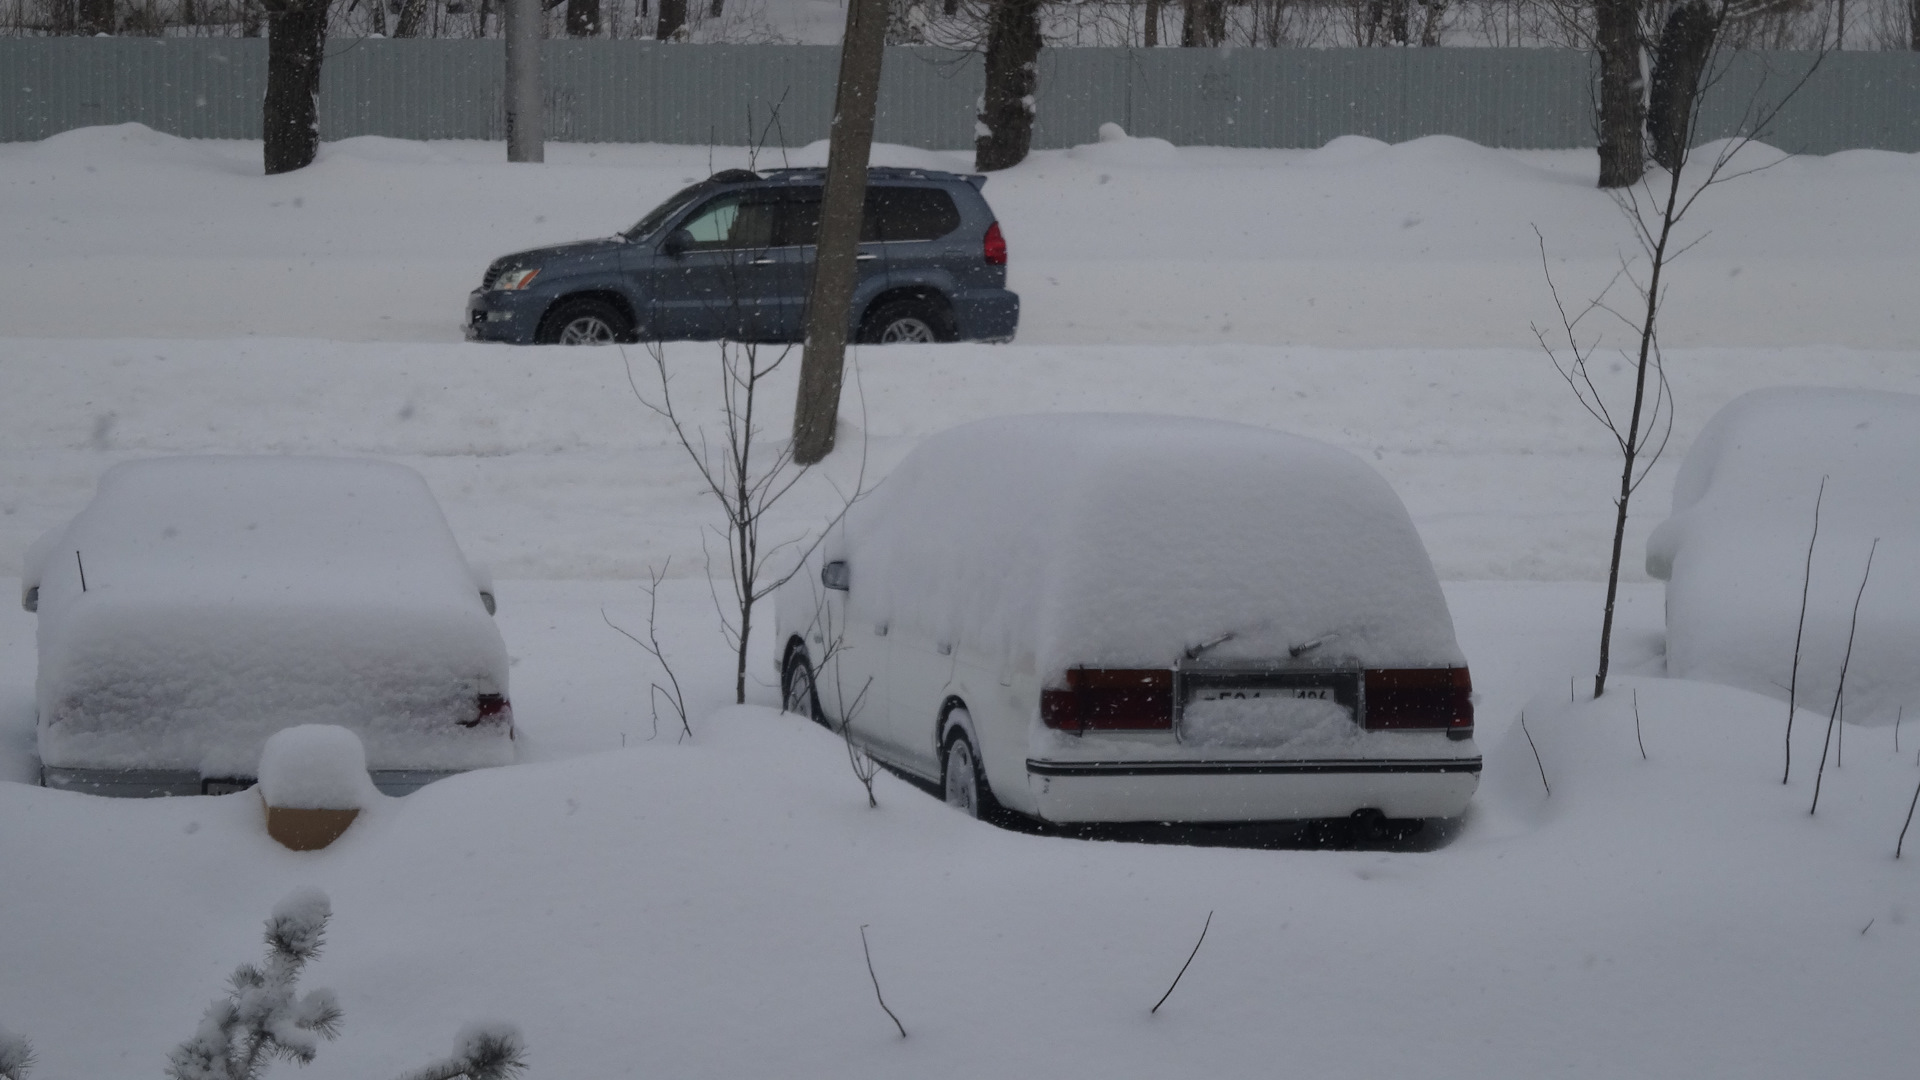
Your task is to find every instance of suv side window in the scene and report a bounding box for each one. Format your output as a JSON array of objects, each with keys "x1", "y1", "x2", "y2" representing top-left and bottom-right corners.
[
  {"x1": 676, "y1": 194, "x2": 776, "y2": 251},
  {"x1": 864, "y1": 186, "x2": 961, "y2": 242},
  {"x1": 761, "y1": 185, "x2": 962, "y2": 248}
]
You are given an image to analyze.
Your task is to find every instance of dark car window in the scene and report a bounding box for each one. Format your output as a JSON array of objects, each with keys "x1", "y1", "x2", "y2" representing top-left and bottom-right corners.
[
  {"x1": 765, "y1": 185, "x2": 962, "y2": 248},
  {"x1": 864, "y1": 186, "x2": 962, "y2": 242},
  {"x1": 674, "y1": 194, "x2": 776, "y2": 251}
]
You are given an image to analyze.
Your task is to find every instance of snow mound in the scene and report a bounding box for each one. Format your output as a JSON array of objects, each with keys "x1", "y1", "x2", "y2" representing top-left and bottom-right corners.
[
  {"x1": 832, "y1": 414, "x2": 1461, "y2": 678},
  {"x1": 1304, "y1": 134, "x2": 1390, "y2": 166},
  {"x1": 257, "y1": 725, "x2": 381, "y2": 810},
  {"x1": 1647, "y1": 387, "x2": 1920, "y2": 723},
  {"x1": 787, "y1": 139, "x2": 965, "y2": 174},
  {"x1": 29, "y1": 456, "x2": 513, "y2": 776},
  {"x1": 1065, "y1": 123, "x2": 1179, "y2": 164}
]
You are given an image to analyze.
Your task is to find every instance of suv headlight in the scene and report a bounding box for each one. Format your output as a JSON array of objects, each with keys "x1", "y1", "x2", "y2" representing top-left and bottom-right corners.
[{"x1": 492, "y1": 267, "x2": 541, "y2": 291}]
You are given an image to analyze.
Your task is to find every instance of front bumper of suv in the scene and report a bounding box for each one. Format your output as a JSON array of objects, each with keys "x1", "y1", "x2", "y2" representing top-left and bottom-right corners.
[{"x1": 465, "y1": 288, "x2": 548, "y2": 344}]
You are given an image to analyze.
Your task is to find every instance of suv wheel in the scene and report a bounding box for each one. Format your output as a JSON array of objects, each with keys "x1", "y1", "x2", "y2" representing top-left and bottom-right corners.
[
  {"x1": 538, "y1": 297, "x2": 632, "y2": 345},
  {"x1": 859, "y1": 297, "x2": 954, "y2": 345}
]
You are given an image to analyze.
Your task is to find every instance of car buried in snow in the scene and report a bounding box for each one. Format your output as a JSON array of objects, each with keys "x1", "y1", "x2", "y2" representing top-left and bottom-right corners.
[
  {"x1": 23, "y1": 456, "x2": 515, "y2": 797},
  {"x1": 774, "y1": 414, "x2": 1481, "y2": 830},
  {"x1": 467, "y1": 166, "x2": 1020, "y2": 346}
]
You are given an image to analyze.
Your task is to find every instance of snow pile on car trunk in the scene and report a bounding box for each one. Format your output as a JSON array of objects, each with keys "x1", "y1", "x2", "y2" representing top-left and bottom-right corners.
[
  {"x1": 30, "y1": 456, "x2": 512, "y2": 777},
  {"x1": 1647, "y1": 387, "x2": 1920, "y2": 723},
  {"x1": 836, "y1": 414, "x2": 1463, "y2": 679}
]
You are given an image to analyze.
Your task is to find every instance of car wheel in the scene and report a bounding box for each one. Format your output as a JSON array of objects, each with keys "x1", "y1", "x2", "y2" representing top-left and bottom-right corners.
[
  {"x1": 783, "y1": 653, "x2": 827, "y2": 728},
  {"x1": 859, "y1": 297, "x2": 954, "y2": 345},
  {"x1": 942, "y1": 713, "x2": 997, "y2": 820},
  {"x1": 537, "y1": 297, "x2": 631, "y2": 345}
]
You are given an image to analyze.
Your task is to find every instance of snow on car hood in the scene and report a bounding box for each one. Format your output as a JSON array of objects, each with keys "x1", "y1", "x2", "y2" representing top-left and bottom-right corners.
[
  {"x1": 833, "y1": 414, "x2": 1463, "y2": 679},
  {"x1": 31, "y1": 456, "x2": 512, "y2": 775},
  {"x1": 1646, "y1": 387, "x2": 1920, "y2": 723}
]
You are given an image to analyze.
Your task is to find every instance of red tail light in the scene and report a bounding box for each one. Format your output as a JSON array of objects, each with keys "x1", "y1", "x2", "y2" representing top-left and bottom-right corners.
[
  {"x1": 1363, "y1": 667, "x2": 1473, "y2": 739},
  {"x1": 465, "y1": 693, "x2": 513, "y2": 730},
  {"x1": 1042, "y1": 668, "x2": 1173, "y2": 732},
  {"x1": 983, "y1": 221, "x2": 1007, "y2": 265}
]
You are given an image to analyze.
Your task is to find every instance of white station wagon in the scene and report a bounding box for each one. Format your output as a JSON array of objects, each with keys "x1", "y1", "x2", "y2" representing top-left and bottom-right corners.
[
  {"x1": 775, "y1": 415, "x2": 1479, "y2": 827},
  {"x1": 25, "y1": 456, "x2": 515, "y2": 797}
]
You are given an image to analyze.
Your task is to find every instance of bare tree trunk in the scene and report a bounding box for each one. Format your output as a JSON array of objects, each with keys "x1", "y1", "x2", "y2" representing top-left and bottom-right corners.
[
  {"x1": 1911, "y1": 0, "x2": 1919, "y2": 50},
  {"x1": 76, "y1": 0, "x2": 113, "y2": 34},
  {"x1": 791, "y1": 0, "x2": 889, "y2": 464},
  {"x1": 1595, "y1": 0, "x2": 1644, "y2": 188},
  {"x1": 262, "y1": 0, "x2": 331, "y2": 175},
  {"x1": 1647, "y1": 1, "x2": 1718, "y2": 172},
  {"x1": 393, "y1": 0, "x2": 428, "y2": 36},
  {"x1": 1145, "y1": 0, "x2": 1159, "y2": 45},
  {"x1": 976, "y1": 0, "x2": 1041, "y2": 170},
  {"x1": 711, "y1": 0, "x2": 724, "y2": 17},
  {"x1": 655, "y1": 0, "x2": 685, "y2": 37},
  {"x1": 506, "y1": 0, "x2": 544, "y2": 162},
  {"x1": 565, "y1": 0, "x2": 598, "y2": 34},
  {"x1": 1181, "y1": 0, "x2": 1200, "y2": 43}
]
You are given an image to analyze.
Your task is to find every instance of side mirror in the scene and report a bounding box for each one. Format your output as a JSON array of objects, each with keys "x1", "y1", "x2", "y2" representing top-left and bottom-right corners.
[
  {"x1": 21, "y1": 585, "x2": 37, "y2": 613},
  {"x1": 480, "y1": 591, "x2": 496, "y2": 616},
  {"x1": 663, "y1": 229, "x2": 693, "y2": 258},
  {"x1": 821, "y1": 560, "x2": 850, "y2": 592}
]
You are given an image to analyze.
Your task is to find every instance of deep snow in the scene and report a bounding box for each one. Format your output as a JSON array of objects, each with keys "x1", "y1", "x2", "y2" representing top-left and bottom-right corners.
[{"x1": 0, "y1": 125, "x2": 1918, "y2": 1079}]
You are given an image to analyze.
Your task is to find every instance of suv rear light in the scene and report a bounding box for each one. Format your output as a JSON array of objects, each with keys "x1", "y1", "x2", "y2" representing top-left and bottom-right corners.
[
  {"x1": 983, "y1": 221, "x2": 1007, "y2": 266},
  {"x1": 1041, "y1": 667, "x2": 1173, "y2": 732},
  {"x1": 1363, "y1": 667, "x2": 1473, "y2": 739}
]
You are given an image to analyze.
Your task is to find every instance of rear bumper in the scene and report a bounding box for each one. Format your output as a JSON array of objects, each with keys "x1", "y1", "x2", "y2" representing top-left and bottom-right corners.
[
  {"x1": 1023, "y1": 755, "x2": 1481, "y2": 823},
  {"x1": 465, "y1": 288, "x2": 547, "y2": 344},
  {"x1": 41, "y1": 765, "x2": 473, "y2": 798},
  {"x1": 951, "y1": 288, "x2": 1019, "y2": 343}
]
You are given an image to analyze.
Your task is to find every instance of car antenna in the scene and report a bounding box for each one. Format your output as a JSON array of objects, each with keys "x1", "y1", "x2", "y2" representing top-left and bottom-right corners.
[{"x1": 76, "y1": 550, "x2": 88, "y2": 592}]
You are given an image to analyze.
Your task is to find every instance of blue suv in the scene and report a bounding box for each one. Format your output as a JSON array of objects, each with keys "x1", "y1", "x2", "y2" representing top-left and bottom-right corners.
[{"x1": 467, "y1": 167, "x2": 1020, "y2": 346}]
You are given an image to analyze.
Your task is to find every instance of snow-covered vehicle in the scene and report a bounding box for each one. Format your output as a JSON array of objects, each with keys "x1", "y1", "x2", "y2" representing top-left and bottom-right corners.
[
  {"x1": 23, "y1": 456, "x2": 515, "y2": 797},
  {"x1": 1647, "y1": 387, "x2": 1920, "y2": 723},
  {"x1": 775, "y1": 415, "x2": 1480, "y2": 827}
]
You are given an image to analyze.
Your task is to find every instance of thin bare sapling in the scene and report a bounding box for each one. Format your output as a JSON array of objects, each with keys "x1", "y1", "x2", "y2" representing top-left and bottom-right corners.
[
  {"x1": 789, "y1": 575, "x2": 884, "y2": 807},
  {"x1": 1784, "y1": 476, "x2": 1826, "y2": 783},
  {"x1": 1811, "y1": 537, "x2": 1877, "y2": 816},
  {"x1": 602, "y1": 558, "x2": 692, "y2": 741},
  {"x1": 1533, "y1": 21, "x2": 1826, "y2": 698},
  {"x1": 628, "y1": 340, "x2": 862, "y2": 705}
]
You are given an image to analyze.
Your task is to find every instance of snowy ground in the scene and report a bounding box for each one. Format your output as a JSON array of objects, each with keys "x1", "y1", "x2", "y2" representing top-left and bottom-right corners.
[{"x1": 2, "y1": 125, "x2": 1919, "y2": 1079}]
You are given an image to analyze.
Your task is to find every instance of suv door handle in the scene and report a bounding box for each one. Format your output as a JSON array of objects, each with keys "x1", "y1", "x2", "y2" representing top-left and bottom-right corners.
[
  {"x1": 856, "y1": 253, "x2": 877, "y2": 261},
  {"x1": 750, "y1": 257, "x2": 776, "y2": 265}
]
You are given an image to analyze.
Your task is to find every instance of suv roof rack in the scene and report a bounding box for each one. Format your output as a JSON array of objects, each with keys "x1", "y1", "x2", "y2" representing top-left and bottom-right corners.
[{"x1": 759, "y1": 166, "x2": 985, "y2": 187}]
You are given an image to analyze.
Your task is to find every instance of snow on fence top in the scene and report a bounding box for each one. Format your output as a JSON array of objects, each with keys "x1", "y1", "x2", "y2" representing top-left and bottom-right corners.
[
  {"x1": 834, "y1": 414, "x2": 1462, "y2": 678},
  {"x1": 1648, "y1": 387, "x2": 1920, "y2": 722},
  {"x1": 29, "y1": 456, "x2": 511, "y2": 776}
]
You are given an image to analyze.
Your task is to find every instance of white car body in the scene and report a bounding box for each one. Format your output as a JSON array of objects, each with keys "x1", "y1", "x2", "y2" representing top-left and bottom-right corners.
[
  {"x1": 25, "y1": 456, "x2": 514, "y2": 797},
  {"x1": 774, "y1": 415, "x2": 1479, "y2": 825}
]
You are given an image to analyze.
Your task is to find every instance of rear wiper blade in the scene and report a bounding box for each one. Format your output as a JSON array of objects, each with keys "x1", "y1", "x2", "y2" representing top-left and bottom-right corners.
[
  {"x1": 1288, "y1": 633, "x2": 1337, "y2": 658},
  {"x1": 1184, "y1": 631, "x2": 1236, "y2": 660}
]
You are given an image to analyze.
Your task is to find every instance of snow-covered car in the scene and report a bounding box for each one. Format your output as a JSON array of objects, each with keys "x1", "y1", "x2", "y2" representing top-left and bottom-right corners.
[
  {"x1": 23, "y1": 456, "x2": 515, "y2": 797},
  {"x1": 774, "y1": 415, "x2": 1480, "y2": 827},
  {"x1": 1647, "y1": 387, "x2": 1920, "y2": 723}
]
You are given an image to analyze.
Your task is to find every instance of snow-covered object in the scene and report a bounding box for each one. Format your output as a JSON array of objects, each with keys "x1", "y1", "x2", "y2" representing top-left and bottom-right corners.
[
  {"x1": 166, "y1": 888, "x2": 342, "y2": 1080},
  {"x1": 1647, "y1": 387, "x2": 1920, "y2": 722},
  {"x1": 825, "y1": 413, "x2": 1462, "y2": 678},
  {"x1": 257, "y1": 726, "x2": 381, "y2": 811},
  {"x1": 29, "y1": 456, "x2": 513, "y2": 778}
]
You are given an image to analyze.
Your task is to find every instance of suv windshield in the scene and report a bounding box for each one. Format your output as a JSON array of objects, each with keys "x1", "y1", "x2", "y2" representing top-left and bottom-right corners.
[{"x1": 625, "y1": 182, "x2": 713, "y2": 241}]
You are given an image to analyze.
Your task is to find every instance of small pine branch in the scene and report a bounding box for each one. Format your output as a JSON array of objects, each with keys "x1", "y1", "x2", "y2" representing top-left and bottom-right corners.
[
  {"x1": 0, "y1": 1023, "x2": 33, "y2": 1080},
  {"x1": 395, "y1": 1023, "x2": 528, "y2": 1080},
  {"x1": 166, "y1": 889, "x2": 342, "y2": 1080}
]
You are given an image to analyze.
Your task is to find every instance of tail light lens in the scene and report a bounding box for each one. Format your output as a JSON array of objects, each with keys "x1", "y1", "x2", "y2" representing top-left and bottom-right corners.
[
  {"x1": 983, "y1": 221, "x2": 1007, "y2": 266},
  {"x1": 1363, "y1": 667, "x2": 1473, "y2": 739},
  {"x1": 465, "y1": 693, "x2": 513, "y2": 730},
  {"x1": 1041, "y1": 668, "x2": 1173, "y2": 732}
]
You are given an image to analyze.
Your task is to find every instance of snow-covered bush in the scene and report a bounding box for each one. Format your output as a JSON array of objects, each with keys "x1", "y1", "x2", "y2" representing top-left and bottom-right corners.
[
  {"x1": 1647, "y1": 387, "x2": 1920, "y2": 723},
  {"x1": 165, "y1": 889, "x2": 343, "y2": 1080},
  {"x1": 0, "y1": 1023, "x2": 32, "y2": 1080}
]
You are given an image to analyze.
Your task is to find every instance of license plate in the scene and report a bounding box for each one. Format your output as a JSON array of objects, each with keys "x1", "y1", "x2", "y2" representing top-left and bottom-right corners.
[{"x1": 1193, "y1": 685, "x2": 1336, "y2": 703}]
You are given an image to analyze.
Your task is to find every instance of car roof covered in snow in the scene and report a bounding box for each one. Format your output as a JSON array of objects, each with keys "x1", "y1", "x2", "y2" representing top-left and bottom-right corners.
[
  {"x1": 28, "y1": 455, "x2": 483, "y2": 608},
  {"x1": 820, "y1": 414, "x2": 1461, "y2": 677}
]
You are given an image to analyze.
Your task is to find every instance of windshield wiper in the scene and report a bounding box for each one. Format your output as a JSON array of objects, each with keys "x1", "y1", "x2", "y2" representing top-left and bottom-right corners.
[{"x1": 1184, "y1": 631, "x2": 1237, "y2": 660}]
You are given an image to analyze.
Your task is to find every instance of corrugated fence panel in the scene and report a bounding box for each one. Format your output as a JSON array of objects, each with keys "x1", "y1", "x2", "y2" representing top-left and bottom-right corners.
[{"x1": 6, "y1": 41, "x2": 1920, "y2": 152}]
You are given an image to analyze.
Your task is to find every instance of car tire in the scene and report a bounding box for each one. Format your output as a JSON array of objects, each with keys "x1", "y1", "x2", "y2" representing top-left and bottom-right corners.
[
  {"x1": 941, "y1": 712, "x2": 998, "y2": 820},
  {"x1": 782, "y1": 652, "x2": 828, "y2": 728},
  {"x1": 858, "y1": 296, "x2": 954, "y2": 345},
  {"x1": 537, "y1": 297, "x2": 632, "y2": 345}
]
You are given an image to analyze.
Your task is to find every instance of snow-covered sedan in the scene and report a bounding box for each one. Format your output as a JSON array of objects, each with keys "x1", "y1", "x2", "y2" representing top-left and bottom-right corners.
[
  {"x1": 1647, "y1": 387, "x2": 1920, "y2": 724},
  {"x1": 775, "y1": 415, "x2": 1479, "y2": 827},
  {"x1": 24, "y1": 456, "x2": 515, "y2": 797}
]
